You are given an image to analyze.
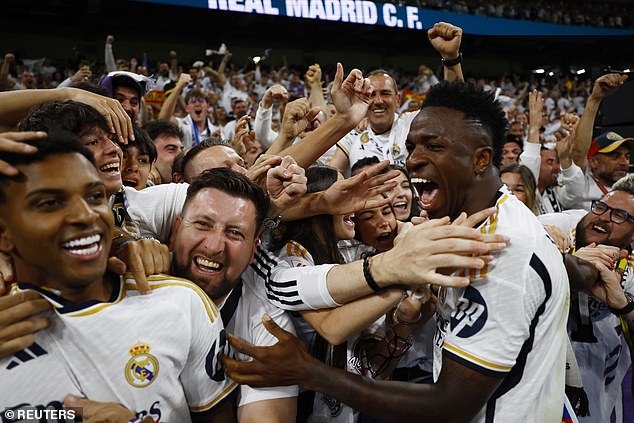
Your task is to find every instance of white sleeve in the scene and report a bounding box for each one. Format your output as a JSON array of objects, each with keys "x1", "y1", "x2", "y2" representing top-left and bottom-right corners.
[
  {"x1": 125, "y1": 184, "x2": 189, "y2": 242},
  {"x1": 249, "y1": 245, "x2": 339, "y2": 310},
  {"x1": 254, "y1": 104, "x2": 279, "y2": 149},
  {"x1": 222, "y1": 120, "x2": 235, "y2": 142},
  {"x1": 56, "y1": 77, "x2": 73, "y2": 88},
  {"x1": 555, "y1": 162, "x2": 587, "y2": 210},
  {"x1": 181, "y1": 286, "x2": 237, "y2": 412},
  {"x1": 536, "y1": 210, "x2": 585, "y2": 234},
  {"x1": 335, "y1": 132, "x2": 355, "y2": 161},
  {"x1": 519, "y1": 142, "x2": 541, "y2": 182}
]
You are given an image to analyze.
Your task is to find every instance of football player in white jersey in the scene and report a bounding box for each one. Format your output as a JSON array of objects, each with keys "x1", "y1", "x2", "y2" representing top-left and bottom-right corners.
[
  {"x1": 0, "y1": 131, "x2": 235, "y2": 422},
  {"x1": 225, "y1": 80, "x2": 570, "y2": 423}
]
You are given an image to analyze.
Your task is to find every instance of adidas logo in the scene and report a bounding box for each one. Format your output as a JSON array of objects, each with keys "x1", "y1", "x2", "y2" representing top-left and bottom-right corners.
[{"x1": 6, "y1": 343, "x2": 48, "y2": 370}]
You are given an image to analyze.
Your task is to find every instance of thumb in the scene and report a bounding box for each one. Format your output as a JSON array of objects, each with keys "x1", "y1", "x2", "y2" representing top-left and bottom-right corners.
[
  {"x1": 63, "y1": 394, "x2": 87, "y2": 417},
  {"x1": 107, "y1": 257, "x2": 127, "y2": 275},
  {"x1": 334, "y1": 63, "x2": 343, "y2": 90},
  {"x1": 262, "y1": 314, "x2": 291, "y2": 341}
]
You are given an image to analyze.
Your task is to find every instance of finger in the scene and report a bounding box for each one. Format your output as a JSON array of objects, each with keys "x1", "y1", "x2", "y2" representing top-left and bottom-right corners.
[
  {"x1": 353, "y1": 160, "x2": 390, "y2": 182},
  {"x1": 261, "y1": 314, "x2": 295, "y2": 342},
  {"x1": 0, "y1": 298, "x2": 52, "y2": 327},
  {"x1": 362, "y1": 195, "x2": 392, "y2": 211},
  {"x1": 424, "y1": 272, "x2": 470, "y2": 288},
  {"x1": 223, "y1": 356, "x2": 266, "y2": 386},
  {"x1": 365, "y1": 180, "x2": 398, "y2": 197},
  {"x1": 247, "y1": 165, "x2": 271, "y2": 182},
  {"x1": 107, "y1": 257, "x2": 127, "y2": 275},
  {"x1": 0, "y1": 160, "x2": 20, "y2": 177},
  {"x1": 227, "y1": 332, "x2": 262, "y2": 358},
  {"x1": 107, "y1": 105, "x2": 126, "y2": 145},
  {"x1": 63, "y1": 394, "x2": 85, "y2": 417},
  {"x1": 357, "y1": 169, "x2": 400, "y2": 189},
  {"x1": 452, "y1": 212, "x2": 467, "y2": 226},
  {"x1": 157, "y1": 243, "x2": 171, "y2": 274},
  {"x1": 455, "y1": 207, "x2": 497, "y2": 228},
  {"x1": 333, "y1": 62, "x2": 344, "y2": 91},
  {"x1": 0, "y1": 333, "x2": 40, "y2": 358},
  {"x1": 127, "y1": 252, "x2": 150, "y2": 295},
  {"x1": 0, "y1": 316, "x2": 49, "y2": 343}
]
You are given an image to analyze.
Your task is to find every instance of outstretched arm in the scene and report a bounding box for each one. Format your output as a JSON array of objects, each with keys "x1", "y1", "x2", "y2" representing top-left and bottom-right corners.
[
  {"x1": 279, "y1": 63, "x2": 373, "y2": 169},
  {"x1": 158, "y1": 73, "x2": 191, "y2": 123},
  {"x1": 225, "y1": 316, "x2": 501, "y2": 423},
  {"x1": 571, "y1": 73, "x2": 628, "y2": 169}
]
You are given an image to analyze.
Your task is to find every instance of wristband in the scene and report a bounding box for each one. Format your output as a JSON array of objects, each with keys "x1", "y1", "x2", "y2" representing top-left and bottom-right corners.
[
  {"x1": 363, "y1": 255, "x2": 382, "y2": 292},
  {"x1": 441, "y1": 53, "x2": 463, "y2": 67},
  {"x1": 610, "y1": 292, "x2": 634, "y2": 316}
]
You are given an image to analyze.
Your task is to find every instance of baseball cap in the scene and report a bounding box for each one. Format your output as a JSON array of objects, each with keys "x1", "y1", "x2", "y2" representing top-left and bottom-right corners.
[
  {"x1": 98, "y1": 71, "x2": 155, "y2": 98},
  {"x1": 588, "y1": 131, "x2": 634, "y2": 158}
]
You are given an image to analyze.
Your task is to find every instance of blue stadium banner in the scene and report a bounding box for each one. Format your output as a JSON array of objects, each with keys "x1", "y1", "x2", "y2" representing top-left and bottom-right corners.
[{"x1": 134, "y1": 0, "x2": 634, "y2": 36}]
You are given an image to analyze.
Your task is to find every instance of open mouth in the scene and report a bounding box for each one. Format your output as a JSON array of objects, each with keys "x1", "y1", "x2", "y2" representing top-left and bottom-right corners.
[
  {"x1": 393, "y1": 201, "x2": 408, "y2": 211},
  {"x1": 376, "y1": 232, "x2": 392, "y2": 242},
  {"x1": 61, "y1": 234, "x2": 103, "y2": 257},
  {"x1": 194, "y1": 256, "x2": 224, "y2": 273},
  {"x1": 122, "y1": 179, "x2": 138, "y2": 187},
  {"x1": 343, "y1": 215, "x2": 355, "y2": 228},
  {"x1": 591, "y1": 224, "x2": 608, "y2": 234},
  {"x1": 99, "y1": 161, "x2": 120, "y2": 176},
  {"x1": 411, "y1": 178, "x2": 439, "y2": 209}
]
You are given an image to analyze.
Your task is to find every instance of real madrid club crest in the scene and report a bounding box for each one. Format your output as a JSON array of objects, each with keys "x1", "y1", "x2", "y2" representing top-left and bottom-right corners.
[
  {"x1": 360, "y1": 132, "x2": 370, "y2": 143},
  {"x1": 392, "y1": 142, "x2": 400, "y2": 157},
  {"x1": 125, "y1": 341, "x2": 159, "y2": 388}
]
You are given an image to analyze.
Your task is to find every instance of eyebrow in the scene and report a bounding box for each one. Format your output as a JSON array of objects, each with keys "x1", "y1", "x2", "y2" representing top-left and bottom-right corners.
[{"x1": 25, "y1": 181, "x2": 105, "y2": 199}]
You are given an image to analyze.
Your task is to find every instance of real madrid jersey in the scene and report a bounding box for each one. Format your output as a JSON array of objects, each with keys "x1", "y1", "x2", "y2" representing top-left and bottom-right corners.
[
  {"x1": 336, "y1": 112, "x2": 416, "y2": 172},
  {"x1": 1, "y1": 274, "x2": 236, "y2": 422},
  {"x1": 433, "y1": 187, "x2": 570, "y2": 423},
  {"x1": 538, "y1": 209, "x2": 634, "y2": 423}
]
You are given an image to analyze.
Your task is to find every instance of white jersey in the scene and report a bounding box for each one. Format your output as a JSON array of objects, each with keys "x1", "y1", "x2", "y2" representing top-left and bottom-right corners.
[
  {"x1": 538, "y1": 210, "x2": 634, "y2": 423},
  {"x1": 1, "y1": 275, "x2": 236, "y2": 422},
  {"x1": 222, "y1": 274, "x2": 299, "y2": 407},
  {"x1": 176, "y1": 115, "x2": 220, "y2": 150},
  {"x1": 433, "y1": 187, "x2": 570, "y2": 423},
  {"x1": 336, "y1": 112, "x2": 416, "y2": 172}
]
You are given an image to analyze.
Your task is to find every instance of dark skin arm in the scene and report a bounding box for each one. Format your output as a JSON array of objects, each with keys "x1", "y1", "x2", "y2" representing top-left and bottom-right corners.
[{"x1": 224, "y1": 315, "x2": 501, "y2": 423}]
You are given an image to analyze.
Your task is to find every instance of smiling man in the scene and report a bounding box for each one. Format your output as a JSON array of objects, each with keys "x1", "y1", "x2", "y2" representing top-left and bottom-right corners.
[
  {"x1": 225, "y1": 81, "x2": 570, "y2": 423},
  {"x1": 329, "y1": 69, "x2": 415, "y2": 174},
  {"x1": 0, "y1": 132, "x2": 235, "y2": 422},
  {"x1": 538, "y1": 176, "x2": 634, "y2": 422}
]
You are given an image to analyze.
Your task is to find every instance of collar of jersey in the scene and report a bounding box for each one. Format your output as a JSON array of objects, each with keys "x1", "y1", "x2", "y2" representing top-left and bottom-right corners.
[{"x1": 16, "y1": 275, "x2": 123, "y2": 315}]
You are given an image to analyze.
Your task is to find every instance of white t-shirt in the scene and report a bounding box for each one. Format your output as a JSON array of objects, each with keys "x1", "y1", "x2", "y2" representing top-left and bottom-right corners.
[
  {"x1": 434, "y1": 187, "x2": 569, "y2": 423},
  {"x1": 221, "y1": 80, "x2": 249, "y2": 114},
  {"x1": 336, "y1": 112, "x2": 416, "y2": 172},
  {"x1": 1, "y1": 275, "x2": 236, "y2": 422},
  {"x1": 537, "y1": 209, "x2": 634, "y2": 423},
  {"x1": 176, "y1": 115, "x2": 220, "y2": 150},
  {"x1": 222, "y1": 274, "x2": 299, "y2": 407}
]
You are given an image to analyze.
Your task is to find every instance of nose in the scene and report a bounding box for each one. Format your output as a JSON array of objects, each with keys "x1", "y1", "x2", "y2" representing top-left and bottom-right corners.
[
  {"x1": 406, "y1": 146, "x2": 428, "y2": 173},
  {"x1": 66, "y1": 196, "x2": 99, "y2": 226},
  {"x1": 200, "y1": 232, "x2": 225, "y2": 257},
  {"x1": 104, "y1": 139, "x2": 121, "y2": 157}
]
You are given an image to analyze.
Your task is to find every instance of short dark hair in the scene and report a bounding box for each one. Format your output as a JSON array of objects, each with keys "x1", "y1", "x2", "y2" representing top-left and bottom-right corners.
[
  {"x1": 181, "y1": 137, "x2": 230, "y2": 177},
  {"x1": 351, "y1": 156, "x2": 380, "y2": 176},
  {"x1": 422, "y1": 81, "x2": 507, "y2": 167},
  {"x1": 122, "y1": 127, "x2": 157, "y2": 164},
  {"x1": 0, "y1": 130, "x2": 95, "y2": 203},
  {"x1": 20, "y1": 101, "x2": 110, "y2": 135},
  {"x1": 112, "y1": 74, "x2": 142, "y2": 99},
  {"x1": 184, "y1": 167, "x2": 269, "y2": 230},
  {"x1": 143, "y1": 120, "x2": 183, "y2": 142},
  {"x1": 185, "y1": 89, "x2": 206, "y2": 104}
]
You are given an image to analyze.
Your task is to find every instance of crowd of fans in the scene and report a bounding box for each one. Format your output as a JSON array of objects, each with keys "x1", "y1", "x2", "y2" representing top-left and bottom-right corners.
[
  {"x1": 0, "y1": 19, "x2": 633, "y2": 423},
  {"x1": 418, "y1": 0, "x2": 633, "y2": 29}
]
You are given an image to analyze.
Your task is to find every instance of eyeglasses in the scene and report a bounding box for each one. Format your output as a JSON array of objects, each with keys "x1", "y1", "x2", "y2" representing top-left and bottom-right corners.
[
  {"x1": 188, "y1": 97, "x2": 206, "y2": 104},
  {"x1": 591, "y1": 200, "x2": 634, "y2": 224}
]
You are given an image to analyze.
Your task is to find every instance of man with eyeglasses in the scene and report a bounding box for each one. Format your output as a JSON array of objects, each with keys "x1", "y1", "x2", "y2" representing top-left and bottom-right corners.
[
  {"x1": 539, "y1": 174, "x2": 634, "y2": 422},
  {"x1": 159, "y1": 73, "x2": 220, "y2": 150}
]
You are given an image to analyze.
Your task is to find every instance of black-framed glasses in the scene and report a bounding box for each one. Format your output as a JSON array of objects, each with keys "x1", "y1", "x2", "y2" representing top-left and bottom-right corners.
[{"x1": 591, "y1": 200, "x2": 634, "y2": 224}]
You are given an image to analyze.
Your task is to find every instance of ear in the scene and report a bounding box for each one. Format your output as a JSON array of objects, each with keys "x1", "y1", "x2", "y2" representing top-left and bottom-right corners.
[
  {"x1": 588, "y1": 156, "x2": 598, "y2": 171},
  {"x1": 0, "y1": 218, "x2": 15, "y2": 254},
  {"x1": 168, "y1": 215, "x2": 182, "y2": 251},
  {"x1": 473, "y1": 146, "x2": 494, "y2": 175}
]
